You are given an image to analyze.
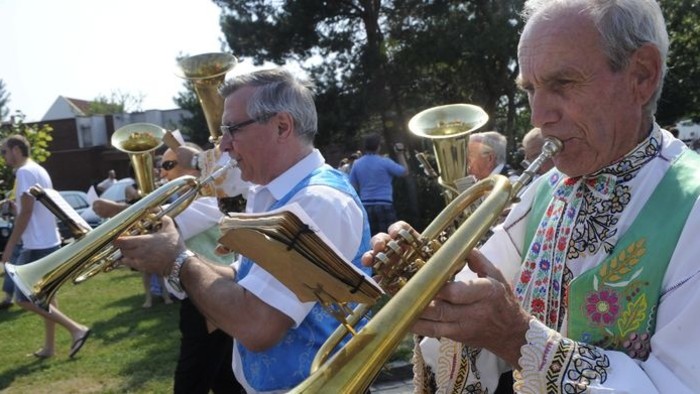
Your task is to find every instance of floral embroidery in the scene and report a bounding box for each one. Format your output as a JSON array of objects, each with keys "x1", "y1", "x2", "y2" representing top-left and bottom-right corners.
[
  {"x1": 567, "y1": 136, "x2": 659, "y2": 260},
  {"x1": 585, "y1": 289, "x2": 620, "y2": 325}
]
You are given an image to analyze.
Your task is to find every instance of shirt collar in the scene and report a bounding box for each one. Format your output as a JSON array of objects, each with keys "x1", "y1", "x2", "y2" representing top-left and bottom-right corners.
[
  {"x1": 249, "y1": 149, "x2": 325, "y2": 201},
  {"x1": 491, "y1": 163, "x2": 505, "y2": 176}
]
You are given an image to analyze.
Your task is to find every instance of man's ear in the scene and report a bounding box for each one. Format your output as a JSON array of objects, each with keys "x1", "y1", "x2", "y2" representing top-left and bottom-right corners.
[
  {"x1": 629, "y1": 43, "x2": 662, "y2": 106},
  {"x1": 276, "y1": 112, "x2": 293, "y2": 137}
]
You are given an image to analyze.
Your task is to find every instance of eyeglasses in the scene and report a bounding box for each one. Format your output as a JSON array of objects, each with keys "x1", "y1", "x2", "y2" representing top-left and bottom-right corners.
[
  {"x1": 219, "y1": 113, "x2": 277, "y2": 137},
  {"x1": 161, "y1": 160, "x2": 178, "y2": 171},
  {"x1": 219, "y1": 119, "x2": 258, "y2": 137}
]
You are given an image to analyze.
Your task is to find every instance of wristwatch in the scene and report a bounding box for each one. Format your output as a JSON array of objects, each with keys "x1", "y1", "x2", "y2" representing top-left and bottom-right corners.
[{"x1": 167, "y1": 249, "x2": 195, "y2": 294}]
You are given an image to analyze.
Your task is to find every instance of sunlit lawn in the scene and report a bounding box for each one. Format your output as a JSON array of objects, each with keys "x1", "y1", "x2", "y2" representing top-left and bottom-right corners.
[
  {"x1": 0, "y1": 264, "x2": 416, "y2": 393},
  {"x1": 0, "y1": 267, "x2": 180, "y2": 393}
]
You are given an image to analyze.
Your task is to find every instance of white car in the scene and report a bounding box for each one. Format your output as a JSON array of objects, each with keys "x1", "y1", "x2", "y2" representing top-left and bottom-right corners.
[{"x1": 80, "y1": 178, "x2": 136, "y2": 225}]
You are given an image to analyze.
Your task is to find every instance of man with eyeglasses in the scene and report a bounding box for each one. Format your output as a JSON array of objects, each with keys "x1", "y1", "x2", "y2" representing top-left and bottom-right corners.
[{"x1": 116, "y1": 68, "x2": 372, "y2": 393}]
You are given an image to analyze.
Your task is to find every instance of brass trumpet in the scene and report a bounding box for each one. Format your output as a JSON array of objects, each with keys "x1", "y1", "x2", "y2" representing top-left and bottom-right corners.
[
  {"x1": 408, "y1": 104, "x2": 489, "y2": 202},
  {"x1": 111, "y1": 122, "x2": 165, "y2": 196},
  {"x1": 4, "y1": 160, "x2": 237, "y2": 310},
  {"x1": 176, "y1": 52, "x2": 238, "y2": 143},
  {"x1": 291, "y1": 137, "x2": 563, "y2": 392}
]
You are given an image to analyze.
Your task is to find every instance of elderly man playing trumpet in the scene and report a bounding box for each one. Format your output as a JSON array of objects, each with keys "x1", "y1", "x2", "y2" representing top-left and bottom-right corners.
[{"x1": 365, "y1": 0, "x2": 700, "y2": 393}]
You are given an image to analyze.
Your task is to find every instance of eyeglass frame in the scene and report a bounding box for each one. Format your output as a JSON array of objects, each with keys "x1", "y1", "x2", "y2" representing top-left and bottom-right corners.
[
  {"x1": 219, "y1": 113, "x2": 277, "y2": 137},
  {"x1": 161, "y1": 160, "x2": 178, "y2": 171}
]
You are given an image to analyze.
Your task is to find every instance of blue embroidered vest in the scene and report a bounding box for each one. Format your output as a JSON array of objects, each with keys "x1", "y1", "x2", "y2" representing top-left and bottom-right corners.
[{"x1": 236, "y1": 165, "x2": 372, "y2": 391}]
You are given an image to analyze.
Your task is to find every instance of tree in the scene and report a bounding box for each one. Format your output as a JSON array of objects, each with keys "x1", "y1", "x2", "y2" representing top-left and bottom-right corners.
[
  {"x1": 657, "y1": 0, "x2": 700, "y2": 124},
  {"x1": 0, "y1": 79, "x2": 10, "y2": 122},
  {"x1": 0, "y1": 112, "x2": 54, "y2": 196},
  {"x1": 86, "y1": 90, "x2": 144, "y2": 115},
  {"x1": 213, "y1": 0, "x2": 527, "y2": 226}
]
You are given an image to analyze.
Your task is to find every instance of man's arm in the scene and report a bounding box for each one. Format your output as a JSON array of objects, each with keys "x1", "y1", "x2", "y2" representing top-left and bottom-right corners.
[
  {"x1": 115, "y1": 217, "x2": 294, "y2": 351},
  {"x1": 2, "y1": 193, "x2": 33, "y2": 262},
  {"x1": 180, "y1": 257, "x2": 294, "y2": 351}
]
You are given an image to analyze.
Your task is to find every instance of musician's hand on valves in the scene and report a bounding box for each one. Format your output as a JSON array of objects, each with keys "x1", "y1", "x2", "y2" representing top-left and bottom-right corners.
[
  {"x1": 361, "y1": 221, "x2": 419, "y2": 266},
  {"x1": 114, "y1": 216, "x2": 186, "y2": 277},
  {"x1": 411, "y1": 248, "x2": 531, "y2": 368}
]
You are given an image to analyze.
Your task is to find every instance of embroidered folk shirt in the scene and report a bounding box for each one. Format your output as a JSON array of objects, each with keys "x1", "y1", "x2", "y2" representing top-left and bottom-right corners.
[{"x1": 418, "y1": 126, "x2": 700, "y2": 393}]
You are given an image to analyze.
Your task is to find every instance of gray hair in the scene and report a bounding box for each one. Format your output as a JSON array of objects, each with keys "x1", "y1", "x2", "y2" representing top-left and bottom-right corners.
[
  {"x1": 219, "y1": 68, "x2": 318, "y2": 144},
  {"x1": 521, "y1": 0, "x2": 669, "y2": 119},
  {"x1": 471, "y1": 131, "x2": 507, "y2": 165},
  {"x1": 175, "y1": 145, "x2": 202, "y2": 171}
]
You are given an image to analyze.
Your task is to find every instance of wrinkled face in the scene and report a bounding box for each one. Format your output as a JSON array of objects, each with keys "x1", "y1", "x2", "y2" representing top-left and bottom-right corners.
[
  {"x1": 517, "y1": 11, "x2": 645, "y2": 177},
  {"x1": 218, "y1": 86, "x2": 280, "y2": 185},
  {"x1": 468, "y1": 141, "x2": 496, "y2": 180}
]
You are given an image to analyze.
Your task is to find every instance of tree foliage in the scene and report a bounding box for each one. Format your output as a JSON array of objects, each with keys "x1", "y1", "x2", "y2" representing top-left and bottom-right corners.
[
  {"x1": 207, "y1": 0, "x2": 700, "y2": 225},
  {"x1": 87, "y1": 90, "x2": 144, "y2": 115},
  {"x1": 0, "y1": 112, "x2": 54, "y2": 196},
  {"x1": 657, "y1": 0, "x2": 700, "y2": 124},
  {"x1": 214, "y1": 0, "x2": 526, "y2": 149}
]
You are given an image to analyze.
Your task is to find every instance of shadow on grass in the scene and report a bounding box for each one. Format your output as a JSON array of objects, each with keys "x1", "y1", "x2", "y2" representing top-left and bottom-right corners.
[
  {"x1": 0, "y1": 270, "x2": 184, "y2": 392},
  {"x1": 90, "y1": 294, "x2": 182, "y2": 391}
]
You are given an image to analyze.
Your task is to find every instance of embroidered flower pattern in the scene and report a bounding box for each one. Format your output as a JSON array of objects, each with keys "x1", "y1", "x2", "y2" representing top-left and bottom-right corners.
[
  {"x1": 585, "y1": 289, "x2": 621, "y2": 325},
  {"x1": 515, "y1": 129, "x2": 661, "y2": 332}
]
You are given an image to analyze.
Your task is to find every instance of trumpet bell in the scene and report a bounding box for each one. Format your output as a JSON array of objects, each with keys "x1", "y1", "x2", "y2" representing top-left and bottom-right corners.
[
  {"x1": 176, "y1": 53, "x2": 238, "y2": 143},
  {"x1": 408, "y1": 103, "x2": 488, "y2": 139},
  {"x1": 111, "y1": 123, "x2": 165, "y2": 195},
  {"x1": 408, "y1": 104, "x2": 489, "y2": 201}
]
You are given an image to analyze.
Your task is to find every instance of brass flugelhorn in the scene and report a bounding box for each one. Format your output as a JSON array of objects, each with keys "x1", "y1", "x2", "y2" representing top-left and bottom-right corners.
[
  {"x1": 291, "y1": 137, "x2": 563, "y2": 393},
  {"x1": 4, "y1": 160, "x2": 237, "y2": 310},
  {"x1": 408, "y1": 104, "x2": 489, "y2": 202},
  {"x1": 112, "y1": 122, "x2": 165, "y2": 196},
  {"x1": 176, "y1": 52, "x2": 238, "y2": 143}
]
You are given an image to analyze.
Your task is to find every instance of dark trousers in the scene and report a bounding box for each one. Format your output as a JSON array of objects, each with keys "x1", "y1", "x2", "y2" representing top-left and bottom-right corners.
[
  {"x1": 363, "y1": 203, "x2": 398, "y2": 236},
  {"x1": 174, "y1": 298, "x2": 244, "y2": 394}
]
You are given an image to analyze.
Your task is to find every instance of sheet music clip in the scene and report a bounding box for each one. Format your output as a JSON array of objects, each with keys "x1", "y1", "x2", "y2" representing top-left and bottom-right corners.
[{"x1": 308, "y1": 282, "x2": 357, "y2": 335}]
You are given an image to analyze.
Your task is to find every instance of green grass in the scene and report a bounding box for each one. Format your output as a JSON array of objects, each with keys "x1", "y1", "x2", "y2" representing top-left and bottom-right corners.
[
  {"x1": 0, "y1": 266, "x2": 416, "y2": 393},
  {"x1": 0, "y1": 267, "x2": 180, "y2": 393}
]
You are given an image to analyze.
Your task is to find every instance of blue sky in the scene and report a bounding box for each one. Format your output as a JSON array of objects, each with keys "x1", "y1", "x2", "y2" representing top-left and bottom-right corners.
[{"x1": 0, "y1": 0, "x2": 264, "y2": 121}]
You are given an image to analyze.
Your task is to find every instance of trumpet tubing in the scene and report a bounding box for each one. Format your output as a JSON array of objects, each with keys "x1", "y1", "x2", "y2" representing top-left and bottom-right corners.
[
  {"x1": 294, "y1": 138, "x2": 562, "y2": 392},
  {"x1": 4, "y1": 161, "x2": 237, "y2": 310}
]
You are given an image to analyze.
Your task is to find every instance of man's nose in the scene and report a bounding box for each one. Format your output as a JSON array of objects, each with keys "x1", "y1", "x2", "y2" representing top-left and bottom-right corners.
[{"x1": 529, "y1": 91, "x2": 560, "y2": 128}]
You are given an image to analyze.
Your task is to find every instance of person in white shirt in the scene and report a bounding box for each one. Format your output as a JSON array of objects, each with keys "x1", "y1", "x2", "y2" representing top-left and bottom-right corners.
[
  {"x1": 115, "y1": 68, "x2": 372, "y2": 393},
  {"x1": 1, "y1": 135, "x2": 90, "y2": 359},
  {"x1": 96, "y1": 169, "x2": 117, "y2": 194}
]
